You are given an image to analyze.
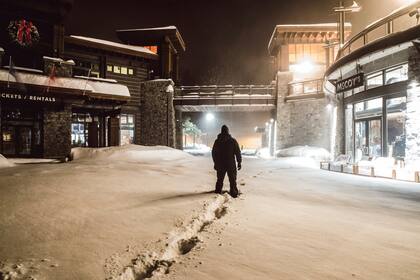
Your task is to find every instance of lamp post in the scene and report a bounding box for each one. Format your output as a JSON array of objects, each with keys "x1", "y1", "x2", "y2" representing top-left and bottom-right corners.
[{"x1": 333, "y1": 1, "x2": 362, "y2": 47}]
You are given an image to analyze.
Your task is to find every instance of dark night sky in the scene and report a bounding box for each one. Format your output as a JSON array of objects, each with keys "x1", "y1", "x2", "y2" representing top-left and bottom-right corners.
[{"x1": 65, "y1": 0, "x2": 353, "y2": 85}]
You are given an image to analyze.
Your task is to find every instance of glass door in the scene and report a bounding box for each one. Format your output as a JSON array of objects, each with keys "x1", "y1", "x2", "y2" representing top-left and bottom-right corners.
[
  {"x1": 355, "y1": 119, "x2": 382, "y2": 161},
  {"x1": 368, "y1": 119, "x2": 382, "y2": 157},
  {"x1": 17, "y1": 127, "x2": 32, "y2": 156},
  {"x1": 355, "y1": 121, "x2": 367, "y2": 162}
]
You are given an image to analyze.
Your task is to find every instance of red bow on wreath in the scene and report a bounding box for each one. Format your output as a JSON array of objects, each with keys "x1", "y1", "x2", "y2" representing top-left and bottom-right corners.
[{"x1": 17, "y1": 20, "x2": 33, "y2": 44}]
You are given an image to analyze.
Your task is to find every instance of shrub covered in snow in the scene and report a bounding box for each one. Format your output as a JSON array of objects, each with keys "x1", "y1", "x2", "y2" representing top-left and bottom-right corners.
[{"x1": 276, "y1": 146, "x2": 331, "y2": 161}]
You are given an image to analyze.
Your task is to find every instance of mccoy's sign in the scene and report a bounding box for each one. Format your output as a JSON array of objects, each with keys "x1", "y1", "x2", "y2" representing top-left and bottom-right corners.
[
  {"x1": 336, "y1": 73, "x2": 364, "y2": 93},
  {"x1": 1, "y1": 92, "x2": 57, "y2": 103}
]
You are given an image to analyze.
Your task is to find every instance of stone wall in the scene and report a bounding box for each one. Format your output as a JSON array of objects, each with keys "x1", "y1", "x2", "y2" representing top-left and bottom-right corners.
[
  {"x1": 276, "y1": 71, "x2": 332, "y2": 151},
  {"x1": 405, "y1": 46, "x2": 420, "y2": 164},
  {"x1": 43, "y1": 104, "x2": 72, "y2": 159},
  {"x1": 139, "y1": 79, "x2": 176, "y2": 148}
]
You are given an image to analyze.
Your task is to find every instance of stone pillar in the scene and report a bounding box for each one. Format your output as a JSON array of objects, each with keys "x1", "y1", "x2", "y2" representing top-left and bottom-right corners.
[
  {"x1": 330, "y1": 92, "x2": 345, "y2": 159},
  {"x1": 276, "y1": 71, "x2": 293, "y2": 149},
  {"x1": 405, "y1": 46, "x2": 420, "y2": 164},
  {"x1": 43, "y1": 104, "x2": 72, "y2": 159},
  {"x1": 175, "y1": 109, "x2": 183, "y2": 150},
  {"x1": 140, "y1": 79, "x2": 176, "y2": 148}
]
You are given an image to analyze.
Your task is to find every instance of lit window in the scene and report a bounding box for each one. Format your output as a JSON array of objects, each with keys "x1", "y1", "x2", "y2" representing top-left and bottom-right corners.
[
  {"x1": 120, "y1": 114, "x2": 135, "y2": 145},
  {"x1": 385, "y1": 64, "x2": 408, "y2": 85},
  {"x1": 107, "y1": 65, "x2": 113, "y2": 72},
  {"x1": 367, "y1": 72, "x2": 383, "y2": 89},
  {"x1": 144, "y1": 46, "x2": 158, "y2": 54},
  {"x1": 128, "y1": 68, "x2": 134, "y2": 75},
  {"x1": 121, "y1": 67, "x2": 128, "y2": 75},
  {"x1": 113, "y1": 66, "x2": 121, "y2": 74}
]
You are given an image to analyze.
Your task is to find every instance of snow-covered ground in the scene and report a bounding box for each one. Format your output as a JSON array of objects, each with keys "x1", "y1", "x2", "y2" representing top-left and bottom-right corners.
[{"x1": 1, "y1": 146, "x2": 420, "y2": 279}]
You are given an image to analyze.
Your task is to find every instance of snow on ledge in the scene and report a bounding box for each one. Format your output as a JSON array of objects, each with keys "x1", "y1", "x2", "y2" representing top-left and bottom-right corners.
[{"x1": 0, "y1": 69, "x2": 130, "y2": 98}]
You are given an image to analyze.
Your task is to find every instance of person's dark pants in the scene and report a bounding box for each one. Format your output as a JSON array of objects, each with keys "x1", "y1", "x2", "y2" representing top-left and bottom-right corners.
[{"x1": 215, "y1": 168, "x2": 238, "y2": 198}]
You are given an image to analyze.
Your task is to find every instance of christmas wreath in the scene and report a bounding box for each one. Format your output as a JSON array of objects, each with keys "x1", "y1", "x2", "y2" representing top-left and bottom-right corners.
[{"x1": 8, "y1": 19, "x2": 40, "y2": 47}]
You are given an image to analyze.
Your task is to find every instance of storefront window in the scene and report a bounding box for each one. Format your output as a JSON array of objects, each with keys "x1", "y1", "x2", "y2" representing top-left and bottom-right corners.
[
  {"x1": 385, "y1": 64, "x2": 408, "y2": 85},
  {"x1": 367, "y1": 71, "x2": 383, "y2": 89},
  {"x1": 72, "y1": 113, "x2": 90, "y2": 147},
  {"x1": 120, "y1": 114, "x2": 135, "y2": 145},
  {"x1": 386, "y1": 97, "x2": 406, "y2": 159},
  {"x1": 354, "y1": 98, "x2": 383, "y2": 119}
]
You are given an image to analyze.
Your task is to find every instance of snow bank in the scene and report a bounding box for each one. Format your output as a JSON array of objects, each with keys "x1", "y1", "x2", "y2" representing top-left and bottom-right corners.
[
  {"x1": 71, "y1": 144, "x2": 193, "y2": 163},
  {"x1": 0, "y1": 154, "x2": 14, "y2": 168},
  {"x1": 276, "y1": 146, "x2": 331, "y2": 161}
]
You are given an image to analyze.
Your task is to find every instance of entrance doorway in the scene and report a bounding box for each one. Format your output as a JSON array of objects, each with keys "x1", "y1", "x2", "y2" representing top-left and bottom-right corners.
[
  {"x1": 1, "y1": 106, "x2": 43, "y2": 157},
  {"x1": 355, "y1": 118, "x2": 382, "y2": 161}
]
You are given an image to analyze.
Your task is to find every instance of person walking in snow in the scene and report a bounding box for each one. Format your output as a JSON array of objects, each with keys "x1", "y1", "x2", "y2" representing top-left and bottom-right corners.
[{"x1": 212, "y1": 125, "x2": 242, "y2": 198}]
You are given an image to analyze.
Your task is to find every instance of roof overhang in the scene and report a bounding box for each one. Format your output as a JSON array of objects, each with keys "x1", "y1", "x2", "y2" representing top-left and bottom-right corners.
[
  {"x1": 65, "y1": 36, "x2": 159, "y2": 61},
  {"x1": 268, "y1": 23, "x2": 352, "y2": 56},
  {"x1": 116, "y1": 26, "x2": 186, "y2": 53}
]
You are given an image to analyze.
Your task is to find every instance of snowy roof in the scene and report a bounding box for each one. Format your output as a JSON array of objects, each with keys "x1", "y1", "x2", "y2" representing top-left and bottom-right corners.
[
  {"x1": 268, "y1": 23, "x2": 352, "y2": 55},
  {"x1": 117, "y1": 26, "x2": 177, "y2": 32},
  {"x1": 66, "y1": 35, "x2": 159, "y2": 60},
  {"x1": 0, "y1": 69, "x2": 130, "y2": 100},
  {"x1": 116, "y1": 26, "x2": 186, "y2": 53}
]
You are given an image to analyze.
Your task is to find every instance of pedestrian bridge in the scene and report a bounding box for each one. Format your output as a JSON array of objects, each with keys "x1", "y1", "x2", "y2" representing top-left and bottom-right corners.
[{"x1": 173, "y1": 85, "x2": 276, "y2": 112}]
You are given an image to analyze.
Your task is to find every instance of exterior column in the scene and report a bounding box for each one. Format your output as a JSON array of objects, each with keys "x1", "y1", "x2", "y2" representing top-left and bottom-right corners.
[
  {"x1": 175, "y1": 109, "x2": 183, "y2": 150},
  {"x1": 276, "y1": 71, "x2": 294, "y2": 150},
  {"x1": 43, "y1": 104, "x2": 72, "y2": 159},
  {"x1": 139, "y1": 79, "x2": 176, "y2": 148}
]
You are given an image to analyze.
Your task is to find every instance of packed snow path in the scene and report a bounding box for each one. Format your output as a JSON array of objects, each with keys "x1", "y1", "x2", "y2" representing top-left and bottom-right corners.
[{"x1": 1, "y1": 146, "x2": 420, "y2": 279}]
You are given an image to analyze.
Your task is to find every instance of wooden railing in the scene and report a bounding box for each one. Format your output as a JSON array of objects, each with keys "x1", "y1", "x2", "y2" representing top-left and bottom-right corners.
[
  {"x1": 175, "y1": 85, "x2": 275, "y2": 97},
  {"x1": 336, "y1": 1, "x2": 420, "y2": 60}
]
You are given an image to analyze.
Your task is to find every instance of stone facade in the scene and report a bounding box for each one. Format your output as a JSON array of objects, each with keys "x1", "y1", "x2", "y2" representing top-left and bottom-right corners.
[
  {"x1": 139, "y1": 79, "x2": 176, "y2": 148},
  {"x1": 405, "y1": 47, "x2": 420, "y2": 164},
  {"x1": 43, "y1": 105, "x2": 72, "y2": 159},
  {"x1": 276, "y1": 71, "x2": 332, "y2": 151}
]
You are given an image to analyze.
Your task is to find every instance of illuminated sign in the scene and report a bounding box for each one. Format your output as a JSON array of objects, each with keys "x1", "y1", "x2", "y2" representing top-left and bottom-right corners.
[
  {"x1": 336, "y1": 73, "x2": 364, "y2": 93},
  {"x1": 0, "y1": 92, "x2": 57, "y2": 102}
]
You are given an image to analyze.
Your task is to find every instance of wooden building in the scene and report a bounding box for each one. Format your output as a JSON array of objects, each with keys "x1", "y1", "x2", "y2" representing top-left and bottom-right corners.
[{"x1": 0, "y1": 0, "x2": 186, "y2": 158}]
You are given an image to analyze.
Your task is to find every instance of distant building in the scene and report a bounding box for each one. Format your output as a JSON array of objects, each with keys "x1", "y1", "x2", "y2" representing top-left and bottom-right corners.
[
  {"x1": 268, "y1": 23, "x2": 351, "y2": 82},
  {"x1": 268, "y1": 24, "x2": 351, "y2": 152},
  {"x1": 0, "y1": 0, "x2": 185, "y2": 158}
]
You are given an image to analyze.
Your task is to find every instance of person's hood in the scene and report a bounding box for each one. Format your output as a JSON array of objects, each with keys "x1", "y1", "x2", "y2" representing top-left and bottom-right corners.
[{"x1": 217, "y1": 132, "x2": 232, "y2": 142}]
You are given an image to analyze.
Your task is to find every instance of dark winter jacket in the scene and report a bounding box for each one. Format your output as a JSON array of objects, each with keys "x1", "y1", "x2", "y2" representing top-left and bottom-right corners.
[{"x1": 212, "y1": 132, "x2": 242, "y2": 170}]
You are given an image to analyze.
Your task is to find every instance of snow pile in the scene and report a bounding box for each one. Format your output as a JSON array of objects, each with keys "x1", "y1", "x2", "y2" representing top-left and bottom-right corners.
[
  {"x1": 276, "y1": 146, "x2": 331, "y2": 161},
  {"x1": 257, "y1": 148, "x2": 272, "y2": 159},
  {"x1": 71, "y1": 144, "x2": 193, "y2": 163},
  {"x1": 0, "y1": 154, "x2": 13, "y2": 168},
  {"x1": 184, "y1": 144, "x2": 211, "y2": 156}
]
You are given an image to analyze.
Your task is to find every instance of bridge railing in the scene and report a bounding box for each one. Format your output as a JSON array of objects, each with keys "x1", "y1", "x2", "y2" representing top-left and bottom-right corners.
[
  {"x1": 174, "y1": 85, "x2": 275, "y2": 98},
  {"x1": 286, "y1": 78, "x2": 324, "y2": 101},
  {"x1": 336, "y1": 1, "x2": 420, "y2": 61}
]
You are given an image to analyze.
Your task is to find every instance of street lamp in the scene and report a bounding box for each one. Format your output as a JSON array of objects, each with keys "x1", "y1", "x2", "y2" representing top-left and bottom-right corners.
[
  {"x1": 333, "y1": 1, "x2": 362, "y2": 46},
  {"x1": 205, "y1": 112, "x2": 215, "y2": 122}
]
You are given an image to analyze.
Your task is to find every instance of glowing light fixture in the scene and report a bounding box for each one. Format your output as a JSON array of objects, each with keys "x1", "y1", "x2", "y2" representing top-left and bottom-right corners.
[
  {"x1": 205, "y1": 113, "x2": 215, "y2": 122},
  {"x1": 291, "y1": 59, "x2": 315, "y2": 74}
]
